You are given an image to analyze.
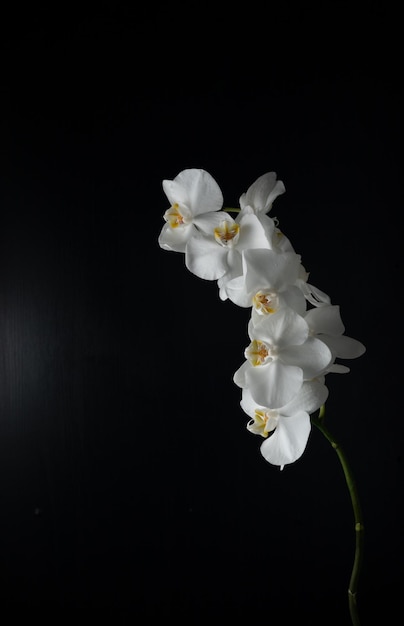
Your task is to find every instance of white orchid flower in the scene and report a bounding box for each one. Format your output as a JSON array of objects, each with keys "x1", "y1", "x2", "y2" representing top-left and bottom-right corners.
[
  {"x1": 223, "y1": 247, "x2": 307, "y2": 316},
  {"x1": 233, "y1": 307, "x2": 332, "y2": 408},
  {"x1": 158, "y1": 168, "x2": 225, "y2": 253},
  {"x1": 186, "y1": 209, "x2": 273, "y2": 282},
  {"x1": 240, "y1": 381, "x2": 329, "y2": 467}
]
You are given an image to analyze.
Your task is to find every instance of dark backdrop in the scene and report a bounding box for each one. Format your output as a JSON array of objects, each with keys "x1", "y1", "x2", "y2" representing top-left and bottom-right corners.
[{"x1": 1, "y1": 4, "x2": 402, "y2": 625}]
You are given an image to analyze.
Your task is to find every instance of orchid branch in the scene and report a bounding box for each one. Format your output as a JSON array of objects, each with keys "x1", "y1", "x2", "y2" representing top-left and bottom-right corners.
[
  {"x1": 158, "y1": 168, "x2": 367, "y2": 622},
  {"x1": 311, "y1": 405, "x2": 364, "y2": 626}
]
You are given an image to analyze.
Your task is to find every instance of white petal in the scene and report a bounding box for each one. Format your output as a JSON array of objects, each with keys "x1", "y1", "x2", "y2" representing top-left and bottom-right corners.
[
  {"x1": 257, "y1": 214, "x2": 277, "y2": 244},
  {"x1": 260, "y1": 411, "x2": 311, "y2": 467},
  {"x1": 217, "y1": 250, "x2": 243, "y2": 293},
  {"x1": 158, "y1": 222, "x2": 194, "y2": 252},
  {"x1": 320, "y1": 334, "x2": 366, "y2": 359},
  {"x1": 280, "y1": 286, "x2": 307, "y2": 316},
  {"x1": 185, "y1": 235, "x2": 228, "y2": 280},
  {"x1": 243, "y1": 249, "x2": 301, "y2": 294},
  {"x1": 327, "y1": 363, "x2": 350, "y2": 374},
  {"x1": 300, "y1": 281, "x2": 331, "y2": 306},
  {"x1": 162, "y1": 178, "x2": 190, "y2": 207},
  {"x1": 305, "y1": 305, "x2": 345, "y2": 335},
  {"x1": 223, "y1": 275, "x2": 249, "y2": 307},
  {"x1": 245, "y1": 360, "x2": 303, "y2": 409},
  {"x1": 163, "y1": 169, "x2": 223, "y2": 215},
  {"x1": 264, "y1": 180, "x2": 286, "y2": 211},
  {"x1": 251, "y1": 308, "x2": 308, "y2": 349},
  {"x1": 236, "y1": 213, "x2": 272, "y2": 251},
  {"x1": 281, "y1": 337, "x2": 332, "y2": 379},
  {"x1": 282, "y1": 380, "x2": 329, "y2": 416},
  {"x1": 239, "y1": 172, "x2": 285, "y2": 213},
  {"x1": 240, "y1": 387, "x2": 260, "y2": 417},
  {"x1": 233, "y1": 361, "x2": 250, "y2": 389}
]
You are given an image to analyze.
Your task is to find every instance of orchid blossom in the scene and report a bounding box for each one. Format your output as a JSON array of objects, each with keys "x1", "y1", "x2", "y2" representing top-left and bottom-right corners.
[
  {"x1": 233, "y1": 307, "x2": 332, "y2": 408},
  {"x1": 185, "y1": 209, "x2": 273, "y2": 282},
  {"x1": 158, "y1": 168, "x2": 225, "y2": 253},
  {"x1": 223, "y1": 247, "x2": 307, "y2": 316},
  {"x1": 241, "y1": 381, "x2": 329, "y2": 467}
]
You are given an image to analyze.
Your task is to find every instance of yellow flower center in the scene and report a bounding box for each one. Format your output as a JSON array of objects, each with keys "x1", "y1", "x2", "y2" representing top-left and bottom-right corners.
[
  {"x1": 248, "y1": 408, "x2": 279, "y2": 437},
  {"x1": 214, "y1": 220, "x2": 240, "y2": 247},
  {"x1": 253, "y1": 290, "x2": 279, "y2": 315},
  {"x1": 245, "y1": 339, "x2": 277, "y2": 366},
  {"x1": 164, "y1": 203, "x2": 185, "y2": 228}
]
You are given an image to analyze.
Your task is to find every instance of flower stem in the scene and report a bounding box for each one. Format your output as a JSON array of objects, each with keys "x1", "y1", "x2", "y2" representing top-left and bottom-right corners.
[{"x1": 311, "y1": 406, "x2": 364, "y2": 626}]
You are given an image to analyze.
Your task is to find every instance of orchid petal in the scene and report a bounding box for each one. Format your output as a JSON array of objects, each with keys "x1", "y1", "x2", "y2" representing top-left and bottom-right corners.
[
  {"x1": 327, "y1": 363, "x2": 351, "y2": 373},
  {"x1": 260, "y1": 411, "x2": 311, "y2": 467},
  {"x1": 280, "y1": 286, "x2": 307, "y2": 316},
  {"x1": 186, "y1": 235, "x2": 228, "y2": 280},
  {"x1": 245, "y1": 359, "x2": 303, "y2": 409},
  {"x1": 305, "y1": 304, "x2": 345, "y2": 335},
  {"x1": 281, "y1": 337, "x2": 332, "y2": 379},
  {"x1": 239, "y1": 172, "x2": 285, "y2": 214},
  {"x1": 250, "y1": 308, "x2": 308, "y2": 349},
  {"x1": 282, "y1": 380, "x2": 329, "y2": 416},
  {"x1": 240, "y1": 387, "x2": 260, "y2": 417},
  {"x1": 236, "y1": 213, "x2": 272, "y2": 251},
  {"x1": 223, "y1": 275, "x2": 251, "y2": 307},
  {"x1": 299, "y1": 281, "x2": 331, "y2": 306},
  {"x1": 158, "y1": 222, "x2": 196, "y2": 252},
  {"x1": 320, "y1": 334, "x2": 366, "y2": 359},
  {"x1": 243, "y1": 249, "x2": 301, "y2": 294},
  {"x1": 233, "y1": 361, "x2": 250, "y2": 389},
  {"x1": 162, "y1": 179, "x2": 190, "y2": 207},
  {"x1": 163, "y1": 169, "x2": 223, "y2": 215}
]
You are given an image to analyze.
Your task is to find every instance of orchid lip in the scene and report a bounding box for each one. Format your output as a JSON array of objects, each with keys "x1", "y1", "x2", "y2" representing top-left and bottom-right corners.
[{"x1": 245, "y1": 339, "x2": 278, "y2": 366}]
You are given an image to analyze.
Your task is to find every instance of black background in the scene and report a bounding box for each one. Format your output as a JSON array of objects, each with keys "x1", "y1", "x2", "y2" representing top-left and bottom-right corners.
[{"x1": 1, "y1": 3, "x2": 403, "y2": 624}]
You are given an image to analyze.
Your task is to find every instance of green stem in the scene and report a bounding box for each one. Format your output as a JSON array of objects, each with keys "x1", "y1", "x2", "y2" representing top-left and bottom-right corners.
[
  {"x1": 311, "y1": 406, "x2": 364, "y2": 626},
  {"x1": 224, "y1": 207, "x2": 241, "y2": 213}
]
